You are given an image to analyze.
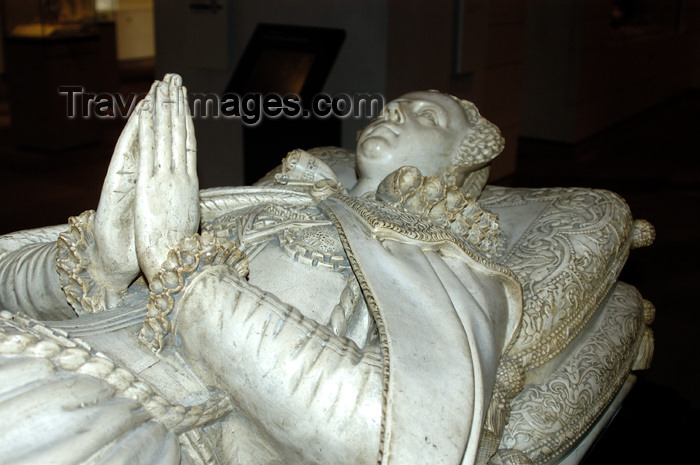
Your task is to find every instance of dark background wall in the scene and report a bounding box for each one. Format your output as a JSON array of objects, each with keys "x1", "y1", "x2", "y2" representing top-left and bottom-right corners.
[{"x1": 0, "y1": 3, "x2": 699, "y2": 461}]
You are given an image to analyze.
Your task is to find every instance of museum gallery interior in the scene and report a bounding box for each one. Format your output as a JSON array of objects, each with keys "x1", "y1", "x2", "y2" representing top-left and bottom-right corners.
[{"x1": 0, "y1": 1, "x2": 699, "y2": 464}]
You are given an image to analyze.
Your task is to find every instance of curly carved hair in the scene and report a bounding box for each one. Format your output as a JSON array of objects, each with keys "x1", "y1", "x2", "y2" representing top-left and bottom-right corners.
[{"x1": 435, "y1": 92, "x2": 505, "y2": 187}]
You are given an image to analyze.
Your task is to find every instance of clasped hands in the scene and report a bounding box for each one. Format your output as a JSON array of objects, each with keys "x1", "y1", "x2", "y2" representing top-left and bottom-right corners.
[{"x1": 92, "y1": 74, "x2": 200, "y2": 290}]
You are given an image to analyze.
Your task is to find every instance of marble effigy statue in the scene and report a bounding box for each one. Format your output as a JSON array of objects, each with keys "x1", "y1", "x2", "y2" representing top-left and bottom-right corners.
[{"x1": 0, "y1": 75, "x2": 655, "y2": 465}]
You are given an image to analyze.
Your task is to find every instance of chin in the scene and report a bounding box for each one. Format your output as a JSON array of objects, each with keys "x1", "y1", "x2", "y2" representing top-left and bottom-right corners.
[{"x1": 358, "y1": 139, "x2": 393, "y2": 162}]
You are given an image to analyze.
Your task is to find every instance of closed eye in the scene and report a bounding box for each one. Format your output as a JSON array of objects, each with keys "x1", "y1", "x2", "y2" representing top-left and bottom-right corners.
[{"x1": 418, "y1": 110, "x2": 439, "y2": 126}]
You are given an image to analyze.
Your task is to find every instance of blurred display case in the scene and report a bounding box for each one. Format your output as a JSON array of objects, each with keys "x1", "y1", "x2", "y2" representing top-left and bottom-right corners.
[
  {"x1": 1, "y1": 0, "x2": 115, "y2": 39},
  {"x1": 1, "y1": 0, "x2": 118, "y2": 150}
]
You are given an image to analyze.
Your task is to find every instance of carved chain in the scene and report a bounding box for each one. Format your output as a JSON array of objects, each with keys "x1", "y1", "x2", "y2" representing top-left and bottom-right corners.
[
  {"x1": 0, "y1": 311, "x2": 233, "y2": 434},
  {"x1": 139, "y1": 232, "x2": 248, "y2": 353}
]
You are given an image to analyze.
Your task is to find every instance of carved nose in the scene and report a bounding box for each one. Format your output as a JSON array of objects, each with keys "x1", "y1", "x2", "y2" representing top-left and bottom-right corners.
[{"x1": 385, "y1": 102, "x2": 404, "y2": 123}]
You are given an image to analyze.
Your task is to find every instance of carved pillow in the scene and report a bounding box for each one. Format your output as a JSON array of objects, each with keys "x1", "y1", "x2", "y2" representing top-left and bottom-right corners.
[
  {"x1": 498, "y1": 281, "x2": 653, "y2": 463},
  {"x1": 479, "y1": 186, "x2": 637, "y2": 370}
]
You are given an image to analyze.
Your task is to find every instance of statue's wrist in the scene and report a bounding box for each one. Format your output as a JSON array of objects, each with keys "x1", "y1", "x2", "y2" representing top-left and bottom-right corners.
[
  {"x1": 56, "y1": 210, "x2": 127, "y2": 314},
  {"x1": 138, "y1": 232, "x2": 248, "y2": 353},
  {"x1": 89, "y1": 244, "x2": 131, "y2": 294}
]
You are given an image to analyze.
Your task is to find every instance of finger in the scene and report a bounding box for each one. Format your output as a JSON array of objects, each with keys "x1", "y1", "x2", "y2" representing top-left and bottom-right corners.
[
  {"x1": 154, "y1": 80, "x2": 173, "y2": 172},
  {"x1": 163, "y1": 73, "x2": 178, "y2": 85},
  {"x1": 112, "y1": 97, "x2": 149, "y2": 160},
  {"x1": 172, "y1": 85, "x2": 187, "y2": 172},
  {"x1": 183, "y1": 86, "x2": 198, "y2": 178},
  {"x1": 114, "y1": 79, "x2": 157, "y2": 167},
  {"x1": 139, "y1": 100, "x2": 156, "y2": 179},
  {"x1": 148, "y1": 78, "x2": 161, "y2": 94},
  {"x1": 109, "y1": 89, "x2": 151, "y2": 168},
  {"x1": 99, "y1": 100, "x2": 146, "y2": 203}
]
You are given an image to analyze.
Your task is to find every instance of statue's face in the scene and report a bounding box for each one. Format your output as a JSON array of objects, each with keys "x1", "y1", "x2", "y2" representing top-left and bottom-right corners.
[{"x1": 356, "y1": 91, "x2": 469, "y2": 180}]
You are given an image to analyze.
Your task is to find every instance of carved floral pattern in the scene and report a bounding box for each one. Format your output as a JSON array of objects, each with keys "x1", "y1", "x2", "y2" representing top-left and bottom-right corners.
[
  {"x1": 480, "y1": 186, "x2": 635, "y2": 370},
  {"x1": 498, "y1": 282, "x2": 650, "y2": 464}
]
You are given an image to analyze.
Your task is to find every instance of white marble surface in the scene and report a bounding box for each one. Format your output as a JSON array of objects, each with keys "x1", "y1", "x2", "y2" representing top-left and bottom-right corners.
[{"x1": 0, "y1": 74, "x2": 655, "y2": 465}]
